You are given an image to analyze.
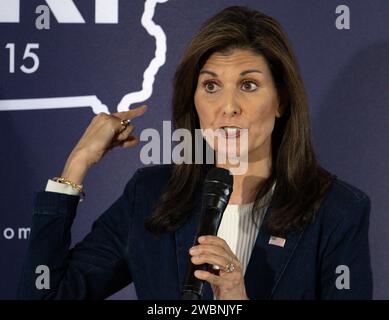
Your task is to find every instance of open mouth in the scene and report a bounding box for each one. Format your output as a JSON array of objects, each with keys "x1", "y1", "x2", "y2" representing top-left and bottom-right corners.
[{"x1": 218, "y1": 126, "x2": 242, "y2": 139}]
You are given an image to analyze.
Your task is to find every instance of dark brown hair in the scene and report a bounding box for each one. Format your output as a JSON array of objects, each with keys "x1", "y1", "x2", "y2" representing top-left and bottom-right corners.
[{"x1": 145, "y1": 6, "x2": 334, "y2": 237}]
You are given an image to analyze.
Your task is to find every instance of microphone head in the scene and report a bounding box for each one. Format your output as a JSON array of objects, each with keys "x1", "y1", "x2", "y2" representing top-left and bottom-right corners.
[
  {"x1": 203, "y1": 167, "x2": 233, "y2": 206},
  {"x1": 205, "y1": 167, "x2": 233, "y2": 187}
]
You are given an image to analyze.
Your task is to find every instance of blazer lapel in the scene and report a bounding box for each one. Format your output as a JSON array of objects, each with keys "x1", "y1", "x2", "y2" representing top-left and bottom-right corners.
[
  {"x1": 175, "y1": 204, "x2": 199, "y2": 298},
  {"x1": 244, "y1": 205, "x2": 304, "y2": 299}
]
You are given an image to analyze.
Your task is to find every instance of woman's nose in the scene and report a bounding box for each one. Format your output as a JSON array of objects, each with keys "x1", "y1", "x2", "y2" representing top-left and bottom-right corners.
[{"x1": 222, "y1": 91, "x2": 242, "y2": 117}]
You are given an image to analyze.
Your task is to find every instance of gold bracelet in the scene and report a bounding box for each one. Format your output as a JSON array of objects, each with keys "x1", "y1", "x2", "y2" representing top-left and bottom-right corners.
[{"x1": 52, "y1": 177, "x2": 86, "y2": 200}]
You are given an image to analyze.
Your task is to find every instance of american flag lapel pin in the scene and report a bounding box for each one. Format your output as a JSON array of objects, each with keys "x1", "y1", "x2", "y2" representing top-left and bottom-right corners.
[{"x1": 269, "y1": 236, "x2": 286, "y2": 247}]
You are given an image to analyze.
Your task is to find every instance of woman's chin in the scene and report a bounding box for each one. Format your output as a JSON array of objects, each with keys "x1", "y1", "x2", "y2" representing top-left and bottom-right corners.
[{"x1": 214, "y1": 147, "x2": 248, "y2": 164}]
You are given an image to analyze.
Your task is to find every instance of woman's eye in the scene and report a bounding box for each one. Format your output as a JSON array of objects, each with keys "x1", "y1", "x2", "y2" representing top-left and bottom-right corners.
[
  {"x1": 204, "y1": 81, "x2": 219, "y2": 93},
  {"x1": 241, "y1": 81, "x2": 258, "y2": 92}
]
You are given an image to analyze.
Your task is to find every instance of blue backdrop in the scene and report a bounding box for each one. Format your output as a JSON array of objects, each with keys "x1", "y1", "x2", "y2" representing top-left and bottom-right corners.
[{"x1": 0, "y1": 0, "x2": 388, "y2": 299}]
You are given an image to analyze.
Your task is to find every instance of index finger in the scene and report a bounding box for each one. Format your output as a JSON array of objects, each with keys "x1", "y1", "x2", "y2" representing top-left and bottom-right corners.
[
  {"x1": 113, "y1": 104, "x2": 148, "y2": 120},
  {"x1": 197, "y1": 235, "x2": 233, "y2": 255}
]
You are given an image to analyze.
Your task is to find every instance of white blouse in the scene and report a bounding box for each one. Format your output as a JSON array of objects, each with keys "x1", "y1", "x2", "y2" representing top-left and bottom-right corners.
[{"x1": 216, "y1": 182, "x2": 276, "y2": 275}]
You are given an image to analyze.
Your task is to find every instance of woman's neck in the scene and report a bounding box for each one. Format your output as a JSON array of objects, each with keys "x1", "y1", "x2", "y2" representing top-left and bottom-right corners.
[{"x1": 217, "y1": 156, "x2": 272, "y2": 205}]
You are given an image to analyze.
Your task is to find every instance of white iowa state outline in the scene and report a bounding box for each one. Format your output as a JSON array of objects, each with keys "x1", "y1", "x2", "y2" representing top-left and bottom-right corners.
[{"x1": 0, "y1": 0, "x2": 168, "y2": 114}]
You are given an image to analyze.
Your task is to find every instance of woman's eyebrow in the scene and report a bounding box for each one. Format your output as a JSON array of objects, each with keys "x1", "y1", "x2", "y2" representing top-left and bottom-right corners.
[
  {"x1": 199, "y1": 69, "x2": 263, "y2": 77},
  {"x1": 199, "y1": 70, "x2": 218, "y2": 77},
  {"x1": 240, "y1": 69, "x2": 263, "y2": 76}
]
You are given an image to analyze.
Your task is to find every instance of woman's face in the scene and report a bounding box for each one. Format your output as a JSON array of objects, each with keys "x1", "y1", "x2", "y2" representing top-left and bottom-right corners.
[{"x1": 194, "y1": 48, "x2": 282, "y2": 164}]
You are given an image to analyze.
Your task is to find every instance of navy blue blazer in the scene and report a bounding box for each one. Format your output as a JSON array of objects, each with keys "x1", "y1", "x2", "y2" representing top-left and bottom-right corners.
[{"x1": 18, "y1": 165, "x2": 372, "y2": 299}]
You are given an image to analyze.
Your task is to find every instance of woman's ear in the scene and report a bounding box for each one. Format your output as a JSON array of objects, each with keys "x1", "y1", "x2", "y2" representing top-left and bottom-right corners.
[
  {"x1": 276, "y1": 104, "x2": 284, "y2": 118},
  {"x1": 276, "y1": 89, "x2": 287, "y2": 118}
]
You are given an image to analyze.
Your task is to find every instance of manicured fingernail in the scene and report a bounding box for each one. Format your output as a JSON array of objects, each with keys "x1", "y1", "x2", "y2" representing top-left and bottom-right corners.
[{"x1": 198, "y1": 236, "x2": 205, "y2": 242}]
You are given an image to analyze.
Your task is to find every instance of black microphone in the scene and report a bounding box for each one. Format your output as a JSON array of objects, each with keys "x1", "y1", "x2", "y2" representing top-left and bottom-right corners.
[{"x1": 181, "y1": 167, "x2": 233, "y2": 300}]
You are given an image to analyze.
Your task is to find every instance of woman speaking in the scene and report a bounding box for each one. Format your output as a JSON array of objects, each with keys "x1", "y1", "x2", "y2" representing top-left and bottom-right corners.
[{"x1": 18, "y1": 6, "x2": 372, "y2": 300}]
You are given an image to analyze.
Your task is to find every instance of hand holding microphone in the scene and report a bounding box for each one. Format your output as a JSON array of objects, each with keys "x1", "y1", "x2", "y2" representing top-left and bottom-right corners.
[{"x1": 189, "y1": 235, "x2": 248, "y2": 300}]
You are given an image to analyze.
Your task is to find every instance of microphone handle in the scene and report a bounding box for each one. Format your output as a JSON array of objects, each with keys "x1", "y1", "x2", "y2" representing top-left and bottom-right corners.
[{"x1": 181, "y1": 207, "x2": 224, "y2": 300}]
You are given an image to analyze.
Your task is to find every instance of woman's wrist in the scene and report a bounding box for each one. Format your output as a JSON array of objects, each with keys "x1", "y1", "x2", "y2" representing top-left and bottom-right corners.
[{"x1": 60, "y1": 152, "x2": 91, "y2": 185}]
